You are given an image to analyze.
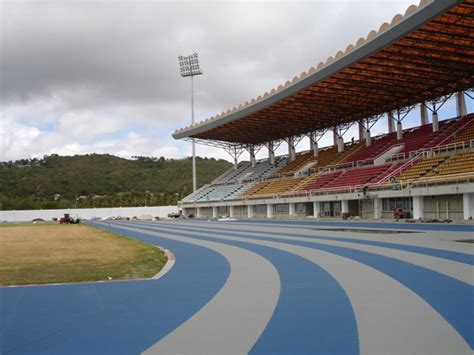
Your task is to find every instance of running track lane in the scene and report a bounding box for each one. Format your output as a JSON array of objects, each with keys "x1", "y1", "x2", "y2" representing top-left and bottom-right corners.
[
  {"x1": 102, "y1": 221, "x2": 359, "y2": 355},
  {"x1": 123, "y1": 220, "x2": 474, "y2": 349},
  {"x1": 229, "y1": 219, "x2": 474, "y2": 233},
  {"x1": 0, "y1": 227, "x2": 229, "y2": 354},
  {"x1": 145, "y1": 220, "x2": 474, "y2": 265},
  {"x1": 127, "y1": 220, "x2": 472, "y2": 354}
]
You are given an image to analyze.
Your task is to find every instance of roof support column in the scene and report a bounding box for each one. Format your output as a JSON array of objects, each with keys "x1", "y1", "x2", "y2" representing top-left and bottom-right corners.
[
  {"x1": 249, "y1": 146, "x2": 256, "y2": 168},
  {"x1": 456, "y1": 92, "x2": 467, "y2": 117},
  {"x1": 287, "y1": 136, "x2": 296, "y2": 162},
  {"x1": 337, "y1": 135, "x2": 344, "y2": 153},
  {"x1": 308, "y1": 133, "x2": 319, "y2": 157},
  {"x1": 394, "y1": 106, "x2": 415, "y2": 140},
  {"x1": 365, "y1": 129, "x2": 372, "y2": 147},
  {"x1": 358, "y1": 120, "x2": 365, "y2": 141},
  {"x1": 224, "y1": 145, "x2": 245, "y2": 171},
  {"x1": 387, "y1": 111, "x2": 395, "y2": 133},
  {"x1": 426, "y1": 95, "x2": 451, "y2": 133},
  {"x1": 267, "y1": 141, "x2": 275, "y2": 165},
  {"x1": 397, "y1": 121, "x2": 403, "y2": 140},
  {"x1": 309, "y1": 129, "x2": 327, "y2": 157},
  {"x1": 309, "y1": 132, "x2": 316, "y2": 152},
  {"x1": 333, "y1": 127, "x2": 338, "y2": 147},
  {"x1": 432, "y1": 112, "x2": 439, "y2": 133},
  {"x1": 420, "y1": 103, "x2": 429, "y2": 126}
]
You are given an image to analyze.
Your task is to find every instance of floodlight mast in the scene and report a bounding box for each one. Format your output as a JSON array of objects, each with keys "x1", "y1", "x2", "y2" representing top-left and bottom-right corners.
[{"x1": 178, "y1": 53, "x2": 203, "y2": 192}]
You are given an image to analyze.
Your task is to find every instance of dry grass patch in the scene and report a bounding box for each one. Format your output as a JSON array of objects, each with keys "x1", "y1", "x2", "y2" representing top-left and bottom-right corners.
[{"x1": 0, "y1": 223, "x2": 166, "y2": 286}]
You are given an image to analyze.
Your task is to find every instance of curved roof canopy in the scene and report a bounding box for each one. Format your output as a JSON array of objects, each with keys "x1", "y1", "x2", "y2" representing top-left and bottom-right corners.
[{"x1": 173, "y1": 0, "x2": 474, "y2": 145}]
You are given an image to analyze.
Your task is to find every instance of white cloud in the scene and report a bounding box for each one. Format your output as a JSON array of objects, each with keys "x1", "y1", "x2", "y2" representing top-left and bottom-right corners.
[{"x1": 2, "y1": 0, "x2": 425, "y2": 162}]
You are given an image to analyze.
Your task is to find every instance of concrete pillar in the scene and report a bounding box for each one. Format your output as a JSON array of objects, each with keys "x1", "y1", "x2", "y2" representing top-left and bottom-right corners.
[
  {"x1": 388, "y1": 111, "x2": 395, "y2": 133},
  {"x1": 333, "y1": 128, "x2": 338, "y2": 147},
  {"x1": 247, "y1": 205, "x2": 254, "y2": 218},
  {"x1": 313, "y1": 141, "x2": 319, "y2": 157},
  {"x1": 287, "y1": 137, "x2": 296, "y2": 161},
  {"x1": 396, "y1": 121, "x2": 403, "y2": 140},
  {"x1": 373, "y1": 198, "x2": 382, "y2": 219},
  {"x1": 412, "y1": 196, "x2": 424, "y2": 220},
  {"x1": 196, "y1": 207, "x2": 202, "y2": 218},
  {"x1": 358, "y1": 120, "x2": 365, "y2": 141},
  {"x1": 233, "y1": 157, "x2": 238, "y2": 170},
  {"x1": 337, "y1": 136, "x2": 344, "y2": 153},
  {"x1": 289, "y1": 203, "x2": 296, "y2": 217},
  {"x1": 229, "y1": 205, "x2": 235, "y2": 218},
  {"x1": 313, "y1": 201, "x2": 321, "y2": 218},
  {"x1": 266, "y1": 204, "x2": 273, "y2": 219},
  {"x1": 341, "y1": 200, "x2": 349, "y2": 214},
  {"x1": 249, "y1": 146, "x2": 256, "y2": 168},
  {"x1": 420, "y1": 103, "x2": 429, "y2": 125},
  {"x1": 365, "y1": 129, "x2": 372, "y2": 147},
  {"x1": 456, "y1": 92, "x2": 467, "y2": 117},
  {"x1": 463, "y1": 193, "x2": 474, "y2": 220},
  {"x1": 432, "y1": 112, "x2": 439, "y2": 132},
  {"x1": 268, "y1": 142, "x2": 275, "y2": 165},
  {"x1": 212, "y1": 206, "x2": 218, "y2": 218},
  {"x1": 309, "y1": 133, "x2": 315, "y2": 151},
  {"x1": 182, "y1": 208, "x2": 189, "y2": 218}
]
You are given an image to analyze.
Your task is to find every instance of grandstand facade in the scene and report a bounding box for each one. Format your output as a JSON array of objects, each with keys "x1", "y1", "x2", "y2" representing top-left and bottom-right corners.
[{"x1": 173, "y1": 0, "x2": 474, "y2": 221}]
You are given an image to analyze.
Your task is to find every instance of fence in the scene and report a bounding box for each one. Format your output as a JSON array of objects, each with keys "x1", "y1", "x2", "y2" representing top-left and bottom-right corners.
[{"x1": 0, "y1": 205, "x2": 179, "y2": 222}]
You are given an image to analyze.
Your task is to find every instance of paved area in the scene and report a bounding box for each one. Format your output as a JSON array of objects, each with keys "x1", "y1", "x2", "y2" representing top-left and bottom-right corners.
[{"x1": 1, "y1": 219, "x2": 473, "y2": 354}]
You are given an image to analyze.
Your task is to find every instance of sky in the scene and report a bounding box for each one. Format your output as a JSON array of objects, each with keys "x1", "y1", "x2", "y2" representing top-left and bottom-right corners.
[{"x1": 1, "y1": 0, "x2": 471, "y2": 163}]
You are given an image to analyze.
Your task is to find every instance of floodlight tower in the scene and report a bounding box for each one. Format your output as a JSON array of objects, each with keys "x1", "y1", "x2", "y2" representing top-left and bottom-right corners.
[{"x1": 178, "y1": 52, "x2": 203, "y2": 192}]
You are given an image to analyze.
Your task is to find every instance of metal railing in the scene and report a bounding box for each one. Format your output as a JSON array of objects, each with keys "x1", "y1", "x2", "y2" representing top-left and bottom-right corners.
[{"x1": 408, "y1": 141, "x2": 465, "y2": 158}]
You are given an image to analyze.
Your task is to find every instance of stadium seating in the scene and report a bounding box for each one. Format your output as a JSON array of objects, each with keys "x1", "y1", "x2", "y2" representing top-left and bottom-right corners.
[
  {"x1": 328, "y1": 141, "x2": 365, "y2": 166},
  {"x1": 451, "y1": 115, "x2": 474, "y2": 145},
  {"x1": 182, "y1": 182, "x2": 255, "y2": 203},
  {"x1": 214, "y1": 157, "x2": 287, "y2": 184},
  {"x1": 347, "y1": 132, "x2": 397, "y2": 163},
  {"x1": 181, "y1": 115, "x2": 473, "y2": 207},
  {"x1": 213, "y1": 162, "x2": 251, "y2": 184},
  {"x1": 299, "y1": 171, "x2": 344, "y2": 192},
  {"x1": 395, "y1": 155, "x2": 448, "y2": 182},
  {"x1": 244, "y1": 157, "x2": 288, "y2": 181},
  {"x1": 430, "y1": 151, "x2": 474, "y2": 177},
  {"x1": 245, "y1": 177, "x2": 305, "y2": 197},
  {"x1": 181, "y1": 185, "x2": 217, "y2": 203},
  {"x1": 323, "y1": 164, "x2": 391, "y2": 189},
  {"x1": 277, "y1": 151, "x2": 315, "y2": 176}
]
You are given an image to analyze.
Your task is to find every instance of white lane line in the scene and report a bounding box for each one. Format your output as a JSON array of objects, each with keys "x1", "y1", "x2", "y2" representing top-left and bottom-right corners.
[
  {"x1": 151, "y1": 248, "x2": 175, "y2": 280},
  {"x1": 147, "y1": 225, "x2": 472, "y2": 355},
  {"x1": 108, "y1": 224, "x2": 280, "y2": 355}
]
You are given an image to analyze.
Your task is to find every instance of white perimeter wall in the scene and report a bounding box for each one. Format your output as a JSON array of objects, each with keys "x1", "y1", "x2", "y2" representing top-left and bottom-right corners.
[{"x1": 0, "y1": 205, "x2": 179, "y2": 222}]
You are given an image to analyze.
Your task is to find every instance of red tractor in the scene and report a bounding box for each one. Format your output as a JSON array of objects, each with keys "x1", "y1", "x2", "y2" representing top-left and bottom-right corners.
[{"x1": 59, "y1": 213, "x2": 80, "y2": 224}]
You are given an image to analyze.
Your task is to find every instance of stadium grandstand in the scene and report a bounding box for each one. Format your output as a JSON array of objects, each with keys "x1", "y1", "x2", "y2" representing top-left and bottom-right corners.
[{"x1": 173, "y1": 0, "x2": 474, "y2": 221}]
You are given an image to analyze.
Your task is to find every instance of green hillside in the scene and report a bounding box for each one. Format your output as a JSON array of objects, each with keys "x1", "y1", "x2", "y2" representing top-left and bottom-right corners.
[{"x1": 0, "y1": 154, "x2": 232, "y2": 210}]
